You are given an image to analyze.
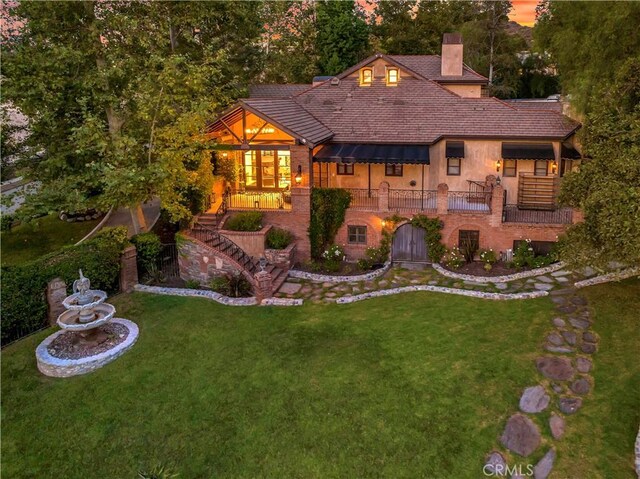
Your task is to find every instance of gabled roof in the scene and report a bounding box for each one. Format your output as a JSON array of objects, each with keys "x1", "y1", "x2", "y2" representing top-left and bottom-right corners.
[
  {"x1": 389, "y1": 55, "x2": 489, "y2": 84},
  {"x1": 249, "y1": 84, "x2": 310, "y2": 99}
]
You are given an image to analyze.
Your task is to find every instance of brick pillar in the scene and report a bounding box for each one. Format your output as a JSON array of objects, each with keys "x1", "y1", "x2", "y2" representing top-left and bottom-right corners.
[
  {"x1": 378, "y1": 181, "x2": 389, "y2": 212},
  {"x1": 46, "y1": 278, "x2": 67, "y2": 326},
  {"x1": 254, "y1": 270, "x2": 273, "y2": 300},
  {"x1": 437, "y1": 183, "x2": 449, "y2": 215},
  {"x1": 490, "y1": 184, "x2": 505, "y2": 227},
  {"x1": 572, "y1": 208, "x2": 584, "y2": 224},
  {"x1": 119, "y1": 245, "x2": 138, "y2": 292}
]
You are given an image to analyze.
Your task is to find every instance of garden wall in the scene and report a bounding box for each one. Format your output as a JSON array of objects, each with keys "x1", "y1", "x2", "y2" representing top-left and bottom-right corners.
[{"x1": 218, "y1": 225, "x2": 271, "y2": 258}]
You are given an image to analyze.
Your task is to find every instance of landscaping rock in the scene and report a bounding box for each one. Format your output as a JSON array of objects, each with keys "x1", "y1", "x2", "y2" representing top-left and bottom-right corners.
[
  {"x1": 547, "y1": 333, "x2": 564, "y2": 346},
  {"x1": 556, "y1": 276, "x2": 569, "y2": 283},
  {"x1": 558, "y1": 396, "x2": 583, "y2": 415},
  {"x1": 583, "y1": 331, "x2": 597, "y2": 343},
  {"x1": 534, "y1": 283, "x2": 554, "y2": 291},
  {"x1": 561, "y1": 330, "x2": 577, "y2": 346},
  {"x1": 519, "y1": 385, "x2": 550, "y2": 413},
  {"x1": 570, "y1": 378, "x2": 591, "y2": 395},
  {"x1": 535, "y1": 356, "x2": 575, "y2": 381},
  {"x1": 545, "y1": 345, "x2": 574, "y2": 354},
  {"x1": 484, "y1": 451, "x2": 507, "y2": 476},
  {"x1": 580, "y1": 342, "x2": 597, "y2": 354},
  {"x1": 549, "y1": 414, "x2": 565, "y2": 440},
  {"x1": 557, "y1": 304, "x2": 577, "y2": 314},
  {"x1": 534, "y1": 449, "x2": 556, "y2": 479},
  {"x1": 535, "y1": 275, "x2": 555, "y2": 283},
  {"x1": 550, "y1": 288, "x2": 574, "y2": 296},
  {"x1": 551, "y1": 270, "x2": 571, "y2": 277},
  {"x1": 278, "y1": 282, "x2": 302, "y2": 295},
  {"x1": 569, "y1": 317, "x2": 590, "y2": 330},
  {"x1": 500, "y1": 414, "x2": 541, "y2": 457},
  {"x1": 495, "y1": 282, "x2": 508, "y2": 290},
  {"x1": 551, "y1": 382, "x2": 564, "y2": 394},
  {"x1": 552, "y1": 317, "x2": 566, "y2": 328},
  {"x1": 576, "y1": 357, "x2": 592, "y2": 373},
  {"x1": 571, "y1": 296, "x2": 588, "y2": 306}
]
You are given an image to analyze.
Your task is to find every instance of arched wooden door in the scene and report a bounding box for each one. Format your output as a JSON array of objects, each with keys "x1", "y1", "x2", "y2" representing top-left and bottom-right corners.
[{"x1": 392, "y1": 224, "x2": 428, "y2": 262}]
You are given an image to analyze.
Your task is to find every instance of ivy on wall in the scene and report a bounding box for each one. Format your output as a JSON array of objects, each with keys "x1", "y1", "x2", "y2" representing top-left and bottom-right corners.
[
  {"x1": 383, "y1": 214, "x2": 446, "y2": 263},
  {"x1": 308, "y1": 188, "x2": 352, "y2": 259}
]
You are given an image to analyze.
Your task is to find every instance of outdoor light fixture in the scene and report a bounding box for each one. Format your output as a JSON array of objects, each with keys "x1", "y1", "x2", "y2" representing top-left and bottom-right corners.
[
  {"x1": 496, "y1": 176, "x2": 501, "y2": 185},
  {"x1": 259, "y1": 257, "x2": 267, "y2": 272},
  {"x1": 381, "y1": 219, "x2": 387, "y2": 228},
  {"x1": 551, "y1": 161, "x2": 558, "y2": 174},
  {"x1": 295, "y1": 165, "x2": 302, "y2": 185},
  {"x1": 496, "y1": 159, "x2": 501, "y2": 172}
]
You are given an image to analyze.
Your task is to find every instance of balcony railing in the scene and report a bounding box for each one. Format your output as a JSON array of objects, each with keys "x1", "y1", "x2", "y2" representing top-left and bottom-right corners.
[
  {"x1": 447, "y1": 191, "x2": 492, "y2": 213},
  {"x1": 345, "y1": 188, "x2": 379, "y2": 210},
  {"x1": 389, "y1": 189, "x2": 437, "y2": 211},
  {"x1": 227, "y1": 190, "x2": 292, "y2": 210},
  {"x1": 503, "y1": 205, "x2": 573, "y2": 224}
]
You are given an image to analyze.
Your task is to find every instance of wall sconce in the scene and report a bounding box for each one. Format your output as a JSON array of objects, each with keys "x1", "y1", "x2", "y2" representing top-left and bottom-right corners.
[
  {"x1": 551, "y1": 161, "x2": 558, "y2": 174},
  {"x1": 381, "y1": 219, "x2": 387, "y2": 228},
  {"x1": 496, "y1": 176, "x2": 501, "y2": 186},
  {"x1": 295, "y1": 165, "x2": 302, "y2": 185},
  {"x1": 496, "y1": 159, "x2": 501, "y2": 172},
  {"x1": 222, "y1": 152, "x2": 228, "y2": 158}
]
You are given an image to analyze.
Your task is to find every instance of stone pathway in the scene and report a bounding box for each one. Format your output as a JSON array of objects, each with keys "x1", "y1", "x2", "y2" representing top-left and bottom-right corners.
[
  {"x1": 486, "y1": 287, "x2": 597, "y2": 478},
  {"x1": 275, "y1": 264, "x2": 589, "y2": 303}
]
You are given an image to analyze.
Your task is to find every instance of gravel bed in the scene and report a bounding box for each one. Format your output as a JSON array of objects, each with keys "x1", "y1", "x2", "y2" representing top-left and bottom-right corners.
[{"x1": 47, "y1": 323, "x2": 129, "y2": 360}]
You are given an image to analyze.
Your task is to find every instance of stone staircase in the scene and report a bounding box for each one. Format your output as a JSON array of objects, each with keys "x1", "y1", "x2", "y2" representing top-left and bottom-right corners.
[{"x1": 187, "y1": 224, "x2": 288, "y2": 297}]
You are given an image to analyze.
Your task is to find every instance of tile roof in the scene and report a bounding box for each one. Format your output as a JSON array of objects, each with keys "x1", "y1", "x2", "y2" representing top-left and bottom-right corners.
[
  {"x1": 388, "y1": 55, "x2": 488, "y2": 83},
  {"x1": 248, "y1": 84, "x2": 311, "y2": 99},
  {"x1": 505, "y1": 100, "x2": 564, "y2": 113}
]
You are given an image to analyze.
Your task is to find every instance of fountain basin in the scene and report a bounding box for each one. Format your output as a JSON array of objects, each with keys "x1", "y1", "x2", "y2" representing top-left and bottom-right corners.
[
  {"x1": 36, "y1": 319, "x2": 139, "y2": 377},
  {"x1": 57, "y1": 303, "x2": 115, "y2": 331},
  {"x1": 62, "y1": 290, "x2": 107, "y2": 311}
]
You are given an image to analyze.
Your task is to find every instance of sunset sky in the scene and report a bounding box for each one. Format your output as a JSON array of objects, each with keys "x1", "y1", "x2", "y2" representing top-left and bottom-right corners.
[{"x1": 509, "y1": 0, "x2": 538, "y2": 27}]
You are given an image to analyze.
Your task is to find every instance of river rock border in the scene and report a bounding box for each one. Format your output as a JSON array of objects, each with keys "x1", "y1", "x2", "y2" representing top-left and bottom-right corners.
[
  {"x1": 635, "y1": 425, "x2": 640, "y2": 478},
  {"x1": 574, "y1": 267, "x2": 640, "y2": 289},
  {"x1": 134, "y1": 284, "x2": 303, "y2": 306},
  {"x1": 432, "y1": 261, "x2": 566, "y2": 283},
  {"x1": 36, "y1": 318, "x2": 139, "y2": 378},
  {"x1": 336, "y1": 285, "x2": 548, "y2": 304},
  {"x1": 288, "y1": 261, "x2": 392, "y2": 283},
  {"x1": 260, "y1": 297, "x2": 304, "y2": 306}
]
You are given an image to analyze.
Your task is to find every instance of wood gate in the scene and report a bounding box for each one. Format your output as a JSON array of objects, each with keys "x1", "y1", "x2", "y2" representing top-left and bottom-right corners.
[{"x1": 391, "y1": 224, "x2": 428, "y2": 262}]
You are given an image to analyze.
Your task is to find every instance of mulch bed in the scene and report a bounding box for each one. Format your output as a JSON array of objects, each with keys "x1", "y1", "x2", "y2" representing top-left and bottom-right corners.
[
  {"x1": 441, "y1": 261, "x2": 527, "y2": 277},
  {"x1": 47, "y1": 323, "x2": 129, "y2": 360}
]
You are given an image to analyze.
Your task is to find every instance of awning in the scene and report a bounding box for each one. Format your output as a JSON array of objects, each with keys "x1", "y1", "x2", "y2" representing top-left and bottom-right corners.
[
  {"x1": 561, "y1": 143, "x2": 582, "y2": 159},
  {"x1": 313, "y1": 143, "x2": 430, "y2": 164},
  {"x1": 446, "y1": 141, "x2": 464, "y2": 158},
  {"x1": 502, "y1": 143, "x2": 555, "y2": 160}
]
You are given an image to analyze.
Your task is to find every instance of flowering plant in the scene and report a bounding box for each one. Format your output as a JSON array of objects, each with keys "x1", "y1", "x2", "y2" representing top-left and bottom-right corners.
[
  {"x1": 322, "y1": 244, "x2": 346, "y2": 261},
  {"x1": 479, "y1": 249, "x2": 497, "y2": 270},
  {"x1": 442, "y1": 246, "x2": 466, "y2": 269}
]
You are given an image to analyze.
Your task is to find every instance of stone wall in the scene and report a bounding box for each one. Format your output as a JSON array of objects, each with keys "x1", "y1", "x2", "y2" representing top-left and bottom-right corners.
[
  {"x1": 264, "y1": 243, "x2": 296, "y2": 268},
  {"x1": 178, "y1": 235, "x2": 251, "y2": 286}
]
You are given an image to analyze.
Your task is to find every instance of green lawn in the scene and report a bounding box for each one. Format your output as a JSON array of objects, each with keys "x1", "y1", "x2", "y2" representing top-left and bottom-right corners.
[
  {"x1": 1, "y1": 281, "x2": 638, "y2": 478},
  {"x1": 1, "y1": 214, "x2": 100, "y2": 266}
]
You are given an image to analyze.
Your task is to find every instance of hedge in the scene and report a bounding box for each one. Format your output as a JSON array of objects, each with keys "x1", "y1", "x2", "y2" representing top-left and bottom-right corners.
[{"x1": 0, "y1": 227, "x2": 129, "y2": 345}]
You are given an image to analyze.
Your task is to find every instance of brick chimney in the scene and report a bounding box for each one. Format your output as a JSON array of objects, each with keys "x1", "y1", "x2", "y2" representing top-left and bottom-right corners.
[{"x1": 441, "y1": 33, "x2": 463, "y2": 76}]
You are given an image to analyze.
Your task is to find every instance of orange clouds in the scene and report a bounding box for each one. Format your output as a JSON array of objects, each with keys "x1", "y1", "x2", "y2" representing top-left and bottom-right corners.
[{"x1": 510, "y1": 0, "x2": 538, "y2": 27}]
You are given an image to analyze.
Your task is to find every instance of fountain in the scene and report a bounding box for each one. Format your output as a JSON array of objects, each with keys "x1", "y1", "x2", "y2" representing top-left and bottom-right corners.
[{"x1": 36, "y1": 270, "x2": 139, "y2": 377}]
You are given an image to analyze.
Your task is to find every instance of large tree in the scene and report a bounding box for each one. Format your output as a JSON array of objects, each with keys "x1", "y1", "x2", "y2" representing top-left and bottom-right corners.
[
  {"x1": 1, "y1": 1, "x2": 262, "y2": 226},
  {"x1": 535, "y1": 1, "x2": 640, "y2": 268}
]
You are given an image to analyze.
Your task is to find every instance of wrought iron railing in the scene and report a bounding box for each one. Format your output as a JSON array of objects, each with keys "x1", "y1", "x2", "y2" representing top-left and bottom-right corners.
[
  {"x1": 389, "y1": 189, "x2": 437, "y2": 211},
  {"x1": 345, "y1": 188, "x2": 379, "y2": 210},
  {"x1": 447, "y1": 191, "x2": 492, "y2": 213},
  {"x1": 215, "y1": 192, "x2": 228, "y2": 226},
  {"x1": 227, "y1": 190, "x2": 291, "y2": 210},
  {"x1": 188, "y1": 224, "x2": 258, "y2": 275},
  {"x1": 502, "y1": 205, "x2": 573, "y2": 224}
]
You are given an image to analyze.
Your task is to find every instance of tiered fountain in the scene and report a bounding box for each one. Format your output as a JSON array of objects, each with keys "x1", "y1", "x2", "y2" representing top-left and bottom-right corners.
[{"x1": 36, "y1": 270, "x2": 139, "y2": 378}]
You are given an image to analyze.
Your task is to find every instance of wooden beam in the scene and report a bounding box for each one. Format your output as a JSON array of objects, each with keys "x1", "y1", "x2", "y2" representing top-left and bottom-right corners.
[
  {"x1": 247, "y1": 120, "x2": 270, "y2": 143},
  {"x1": 242, "y1": 109, "x2": 247, "y2": 144},
  {"x1": 219, "y1": 118, "x2": 242, "y2": 144}
]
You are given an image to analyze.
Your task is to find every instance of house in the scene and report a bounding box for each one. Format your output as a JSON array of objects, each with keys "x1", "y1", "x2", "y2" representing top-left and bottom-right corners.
[{"x1": 187, "y1": 34, "x2": 582, "y2": 290}]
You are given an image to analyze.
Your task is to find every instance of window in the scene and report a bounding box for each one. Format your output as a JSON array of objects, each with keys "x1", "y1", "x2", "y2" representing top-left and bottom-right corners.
[
  {"x1": 386, "y1": 67, "x2": 399, "y2": 85},
  {"x1": 534, "y1": 160, "x2": 548, "y2": 176},
  {"x1": 385, "y1": 164, "x2": 403, "y2": 176},
  {"x1": 348, "y1": 225, "x2": 367, "y2": 244},
  {"x1": 337, "y1": 163, "x2": 354, "y2": 175},
  {"x1": 447, "y1": 157, "x2": 461, "y2": 176},
  {"x1": 503, "y1": 159, "x2": 517, "y2": 177},
  {"x1": 459, "y1": 230, "x2": 480, "y2": 250},
  {"x1": 360, "y1": 68, "x2": 373, "y2": 86}
]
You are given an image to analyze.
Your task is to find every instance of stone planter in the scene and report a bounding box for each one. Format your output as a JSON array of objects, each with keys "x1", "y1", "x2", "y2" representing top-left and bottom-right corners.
[
  {"x1": 218, "y1": 224, "x2": 272, "y2": 258},
  {"x1": 264, "y1": 243, "x2": 296, "y2": 268}
]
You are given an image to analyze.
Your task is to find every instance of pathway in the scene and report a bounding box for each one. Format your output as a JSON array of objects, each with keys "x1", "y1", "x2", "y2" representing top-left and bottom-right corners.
[{"x1": 103, "y1": 198, "x2": 161, "y2": 237}]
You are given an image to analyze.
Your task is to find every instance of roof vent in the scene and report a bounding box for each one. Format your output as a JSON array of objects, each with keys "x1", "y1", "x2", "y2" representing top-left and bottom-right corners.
[
  {"x1": 346, "y1": 93, "x2": 353, "y2": 102},
  {"x1": 377, "y1": 97, "x2": 385, "y2": 104},
  {"x1": 330, "y1": 77, "x2": 340, "y2": 86}
]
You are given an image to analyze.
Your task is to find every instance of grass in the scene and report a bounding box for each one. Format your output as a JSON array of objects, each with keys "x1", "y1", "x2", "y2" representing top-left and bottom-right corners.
[
  {"x1": 1, "y1": 214, "x2": 99, "y2": 266},
  {"x1": 1, "y1": 281, "x2": 638, "y2": 478}
]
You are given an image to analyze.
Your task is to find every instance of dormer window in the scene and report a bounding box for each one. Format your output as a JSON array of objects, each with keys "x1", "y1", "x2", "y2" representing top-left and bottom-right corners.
[
  {"x1": 386, "y1": 67, "x2": 399, "y2": 86},
  {"x1": 360, "y1": 67, "x2": 373, "y2": 86}
]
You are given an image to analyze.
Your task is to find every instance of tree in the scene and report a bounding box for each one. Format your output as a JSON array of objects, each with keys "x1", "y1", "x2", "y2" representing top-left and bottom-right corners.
[
  {"x1": 517, "y1": 53, "x2": 559, "y2": 98},
  {"x1": 1, "y1": 1, "x2": 263, "y2": 227},
  {"x1": 315, "y1": 0, "x2": 370, "y2": 75},
  {"x1": 373, "y1": 0, "x2": 422, "y2": 54}
]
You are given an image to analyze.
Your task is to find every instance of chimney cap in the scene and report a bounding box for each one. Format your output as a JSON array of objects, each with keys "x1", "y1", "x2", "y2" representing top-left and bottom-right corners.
[{"x1": 443, "y1": 33, "x2": 463, "y2": 45}]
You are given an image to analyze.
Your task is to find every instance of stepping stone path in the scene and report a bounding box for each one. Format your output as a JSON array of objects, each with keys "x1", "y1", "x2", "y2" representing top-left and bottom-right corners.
[
  {"x1": 487, "y1": 287, "x2": 598, "y2": 477},
  {"x1": 278, "y1": 282, "x2": 302, "y2": 295},
  {"x1": 484, "y1": 451, "x2": 507, "y2": 475},
  {"x1": 519, "y1": 385, "x2": 550, "y2": 413}
]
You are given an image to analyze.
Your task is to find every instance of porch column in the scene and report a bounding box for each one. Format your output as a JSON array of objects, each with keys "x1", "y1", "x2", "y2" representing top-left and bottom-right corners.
[
  {"x1": 378, "y1": 181, "x2": 389, "y2": 212},
  {"x1": 288, "y1": 144, "x2": 312, "y2": 262},
  {"x1": 437, "y1": 183, "x2": 449, "y2": 215},
  {"x1": 489, "y1": 184, "x2": 505, "y2": 227}
]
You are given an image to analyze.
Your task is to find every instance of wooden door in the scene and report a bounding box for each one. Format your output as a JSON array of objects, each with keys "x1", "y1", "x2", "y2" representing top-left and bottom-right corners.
[{"x1": 392, "y1": 224, "x2": 428, "y2": 262}]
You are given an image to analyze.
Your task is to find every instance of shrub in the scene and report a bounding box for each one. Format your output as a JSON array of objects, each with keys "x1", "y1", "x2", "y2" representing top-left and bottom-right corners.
[
  {"x1": 1, "y1": 213, "x2": 14, "y2": 232},
  {"x1": 131, "y1": 232, "x2": 162, "y2": 274},
  {"x1": 512, "y1": 239, "x2": 536, "y2": 269},
  {"x1": 322, "y1": 244, "x2": 345, "y2": 272},
  {"x1": 0, "y1": 226, "x2": 128, "y2": 344},
  {"x1": 309, "y1": 188, "x2": 351, "y2": 259},
  {"x1": 184, "y1": 279, "x2": 200, "y2": 289},
  {"x1": 266, "y1": 227, "x2": 294, "y2": 249},
  {"x1": 138, "y1": 464, "x2": 179, "y2": 479},
  {"x1": 224, "y1": 211, "x2": 263, "y2": 232},
  {"x1": 408, "y1": 215, "x2": 446, "y2": 262},
  {"x1": 357, "y1": 246, "x2": 388, "y2": 271},
  {"x1": 442, "y1": 247, "x2": 466, "y2": 269},
  {"x1": 144, "y1": 264, "x2": 166, "y2": 285},
  {"x1": 209, "y1": 272, "x2": 252, "y2": 297},
  {"x1": 459, "y1": 236, "x2": 479, "y2": 263}
]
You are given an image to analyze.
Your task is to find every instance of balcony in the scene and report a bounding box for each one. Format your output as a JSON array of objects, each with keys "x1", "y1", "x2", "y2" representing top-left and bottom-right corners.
[
  {"x1": 226, "y1": 190, "x2": 292, "y2": 211},
  {"x1": 447, "y1": 191, "x2": 491, "y2": 213},
  {"x1": 345, "y1": 188, "x2": 379, "y2": 210},
  {"x1": 389, "y1": 189, "x2": 437, "y2": 211},
  {"x1": 502, "y1": 205, "x2": 573, "y2": 224}
]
